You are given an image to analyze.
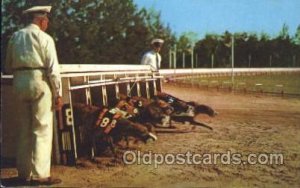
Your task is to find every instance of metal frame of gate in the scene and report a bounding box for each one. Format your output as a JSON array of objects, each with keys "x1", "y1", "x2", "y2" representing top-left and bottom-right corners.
[{"x1": 57, "y1": 64, "x2": 162, "y2": 165}]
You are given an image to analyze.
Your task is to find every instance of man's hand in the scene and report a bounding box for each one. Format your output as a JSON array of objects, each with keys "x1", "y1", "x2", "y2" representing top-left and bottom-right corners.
[{"x1": 54, "y1": 96, "x2": 63, "y2": 110}]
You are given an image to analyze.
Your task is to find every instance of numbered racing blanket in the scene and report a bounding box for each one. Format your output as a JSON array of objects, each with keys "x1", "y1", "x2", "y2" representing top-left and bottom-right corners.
[{"x1": 95, "y1": 107, "x2": 130, "y2": 134}]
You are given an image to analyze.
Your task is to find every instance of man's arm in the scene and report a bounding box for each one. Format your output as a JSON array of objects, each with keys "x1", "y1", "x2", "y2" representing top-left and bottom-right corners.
[
  {"x1": 45, "y1": 37, "x2": 62, "y2": 98},
  {"x1": 158, "y1": 53, "x2": 162, "y2": 69},
  {"x1": 4, "y1": 35, "x2": 14, "y2": 74},
  {"x1": 141, "y1": 53, "x2": 148, "y2": 65}
]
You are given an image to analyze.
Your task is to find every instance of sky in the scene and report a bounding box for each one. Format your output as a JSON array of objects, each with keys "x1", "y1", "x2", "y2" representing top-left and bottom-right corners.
[{"x1": 133, "y1": 0, "x2": 300, "y2": 39}]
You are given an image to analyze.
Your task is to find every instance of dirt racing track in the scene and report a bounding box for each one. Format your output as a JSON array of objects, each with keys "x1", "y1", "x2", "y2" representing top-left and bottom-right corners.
[{"x1": 2, "y1": 84, "x2": 300, "y2": 187}]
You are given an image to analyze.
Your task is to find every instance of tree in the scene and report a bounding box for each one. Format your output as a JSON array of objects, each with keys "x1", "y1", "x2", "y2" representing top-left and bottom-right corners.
[
  {"x1": 273, "y1": 24, "x2": 292, "y2": 67},
  {"x1": 1, "y1": 0, "x2": 27, "y2": 68},
  {"x1": 293, "y1": 25, "x2": 300, "y2": 45},
  {"x1": 1, "y1": 0, "x2": 175, "y2": 67},
  {"x1": 291, "y1": 25, "x2": 300, "y2": 66},
  {"x1": 176, "y1": 32, "x2": 198, "y2": 68},
  {"x1": 195, "y1": 34, "x2": 219, "y2": 68},
  {"x1": 140, "y1": 7, "x2": 176, "y2": 68}
]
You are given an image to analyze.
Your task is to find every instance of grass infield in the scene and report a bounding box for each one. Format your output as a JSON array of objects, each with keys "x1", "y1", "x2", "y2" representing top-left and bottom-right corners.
[{"x1": 179, "y1": 72, "x2": 300, "y2": 95}]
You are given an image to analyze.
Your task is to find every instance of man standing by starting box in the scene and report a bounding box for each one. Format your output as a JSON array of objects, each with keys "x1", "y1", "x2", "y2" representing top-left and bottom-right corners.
[
  {"x1": 4, "y1": 3, "x2": 62, "y2": 186},
  {"x1": 141, "y1": 38, "x2": 164, "y2": 72}
]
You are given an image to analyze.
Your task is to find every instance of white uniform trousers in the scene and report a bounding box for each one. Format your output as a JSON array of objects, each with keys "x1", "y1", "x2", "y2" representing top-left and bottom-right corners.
[{"x1": 13, "y1": 70, "x2": 53, "y2": 179}]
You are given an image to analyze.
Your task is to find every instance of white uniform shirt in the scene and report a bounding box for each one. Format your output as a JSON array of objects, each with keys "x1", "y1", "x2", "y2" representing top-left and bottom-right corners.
[
  {"x1": 5, "y1": 24, "x2": 62, "y2": 97},
  {"x1": 141, "y1": 50, "x2": 161, "y2": 71}
]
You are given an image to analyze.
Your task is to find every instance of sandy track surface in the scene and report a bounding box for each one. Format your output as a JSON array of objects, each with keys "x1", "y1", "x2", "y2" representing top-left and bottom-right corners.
[{"x1": 2, "y1": 84, "x2": 300, "y2": 187}]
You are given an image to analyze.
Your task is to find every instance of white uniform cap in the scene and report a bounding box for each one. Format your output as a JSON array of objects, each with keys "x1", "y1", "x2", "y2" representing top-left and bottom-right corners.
[
  {"x1": 23, "y1": 6, "x2": 52, "y2": 14},
  {"x1": 151, "y1": 38, "x2": 164, "y2": 44}
]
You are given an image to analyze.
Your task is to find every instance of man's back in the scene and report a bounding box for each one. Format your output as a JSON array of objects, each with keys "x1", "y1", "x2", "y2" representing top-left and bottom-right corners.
[{"x1": 8, "y1": 24, "x2": 53, "y2": 71}]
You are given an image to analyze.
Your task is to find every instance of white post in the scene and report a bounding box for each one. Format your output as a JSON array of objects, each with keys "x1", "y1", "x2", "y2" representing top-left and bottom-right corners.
[
  {"x1": 195, "y1": 53, "x2": 198, "y2": 68},
  {"x1": 174, "y1": 45, "x2": 177, "y2": 70},
  {"x1": 211, "y1": 53, "x2": 214, "y2": 68},
  {"x1": 231, "y1": 36, "x2": 234, "y2": 87},
  {"x1": 191, "y1": 46, "x2": 194, "y2": 69},
  {"x1": 169, "y1": 49, "x2": 172, "y2": 69},
  {"x1": 248, "y1": 54, "x2": 251, "y2": 68},
  {"x1": 169, "y1": 49, "x2": 174, "y2": 69},
  {"x1": 183, "y1": 52, "x2": 185, "y2": 68}
]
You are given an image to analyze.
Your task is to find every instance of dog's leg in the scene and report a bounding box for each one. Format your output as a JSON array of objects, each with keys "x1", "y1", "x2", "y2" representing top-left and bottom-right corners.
[
  {"x1": 91, "y1": 138, "x2": 96, "y2": 160},
  {"x1": 144, "y1": 122, "x2": 155, "y2": 133},
  {"x1": 125, "y1": 135, "x2": 129, "y2": 148},
  {"x1": 107, "y1": 136, "x2": 117, "y2": 158},
  {"x1": 91, "y1": 132, "x2": 98, "y2": 159},
  {"x1": 189, "y1": 117, "x2": 213, "y2": 130},
  {"x1": 169, "y1": 119, "x2": 174, "y2": 128},
  {"x1": 168, "y1": 118, "x2": 177, "y2": 129}
]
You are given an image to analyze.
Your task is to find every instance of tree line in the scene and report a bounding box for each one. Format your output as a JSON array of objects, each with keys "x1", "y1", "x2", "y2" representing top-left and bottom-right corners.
[
  {"x1": 1, "y1": 0, "x2": 300, "y2": 70},
  {"x1": 1, "y1": 0, "x2": 175, "y2": 68},
  {"x1": 177, "y1": 26, "x2": 300, "y2": 68}
]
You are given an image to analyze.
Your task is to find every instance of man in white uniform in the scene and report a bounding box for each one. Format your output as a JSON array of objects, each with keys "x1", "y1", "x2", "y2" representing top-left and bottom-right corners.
[
  {"x1": 141, "y1": 38, "x2": 164, "y2": 71},
  {"x1": 4, "y1": 5, "x2": 62, "y2": 186}
]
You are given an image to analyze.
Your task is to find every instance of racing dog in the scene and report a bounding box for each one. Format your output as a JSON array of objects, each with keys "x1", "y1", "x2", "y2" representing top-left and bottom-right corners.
[
  {"x1": 156, "y1": 92, "x2": 218, "y2": 130},
  {"x1": 72, "y1": 101, "x2": 157, "y2": 158},
  {"x1": 119, "y1": 94, "x2": 174, "y2": 129}
]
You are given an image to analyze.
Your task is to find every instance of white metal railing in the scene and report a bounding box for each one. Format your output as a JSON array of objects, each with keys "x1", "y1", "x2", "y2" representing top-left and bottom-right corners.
[
  {"x1": 159, "y1": 68, "x2": 300, "y2": 76},
  {"x1": 2, "y1": 66, "x2": 300, "y2": 79}
]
